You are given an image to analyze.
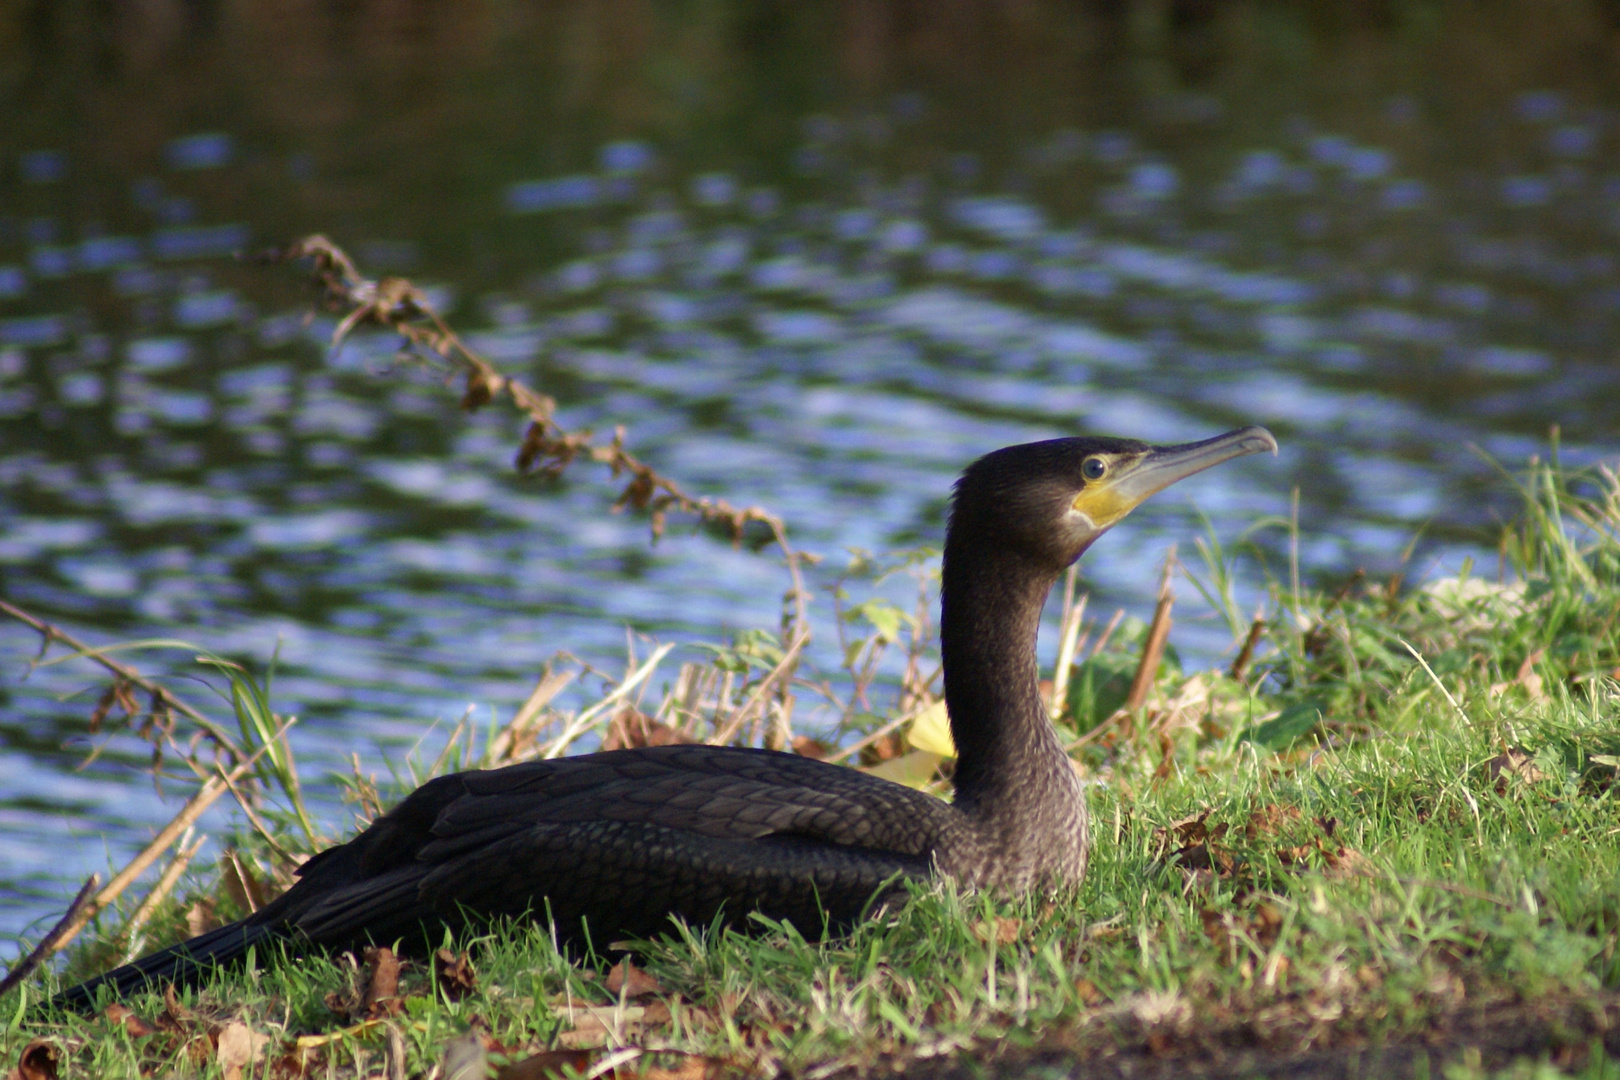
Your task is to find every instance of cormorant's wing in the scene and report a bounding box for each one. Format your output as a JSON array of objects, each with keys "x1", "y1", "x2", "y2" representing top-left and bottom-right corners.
[{"x1": 283, "y1": 745, "x2": 956, "y2": 948}]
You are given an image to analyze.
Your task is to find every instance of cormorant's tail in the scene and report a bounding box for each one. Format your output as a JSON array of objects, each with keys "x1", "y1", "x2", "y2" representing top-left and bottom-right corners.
[{"x1": 51, "y1": 917, "x2": 286, "y2": 1013}]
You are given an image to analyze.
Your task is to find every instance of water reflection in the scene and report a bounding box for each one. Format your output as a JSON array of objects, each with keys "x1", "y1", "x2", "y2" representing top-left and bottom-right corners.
[{"x1": 2, "y1": 1, "x2": 1618, "y2": 941}]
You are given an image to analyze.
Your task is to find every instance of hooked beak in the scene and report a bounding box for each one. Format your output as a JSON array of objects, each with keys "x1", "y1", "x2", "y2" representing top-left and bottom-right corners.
[{"x1": 1110, "y1": 425, "x2": 1279, "y2": 509}]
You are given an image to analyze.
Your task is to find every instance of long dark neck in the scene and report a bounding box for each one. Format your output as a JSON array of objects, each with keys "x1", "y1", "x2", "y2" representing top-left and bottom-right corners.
[{"x1": 940, "y1": 528, "x2": 1076, "y2": 813}]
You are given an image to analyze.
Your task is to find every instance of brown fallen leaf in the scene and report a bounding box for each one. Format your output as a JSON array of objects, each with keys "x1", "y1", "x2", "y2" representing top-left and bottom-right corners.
[
  {"x1": 1324, "y1": 845, "x2": 1374, "y2": 879},
  {"x1": 554, "y1": 1002, "x2": 673, "y2": 1048},
  {"x1": 436, "y1": 948, "x2": 478, "y2": 1000},
  {"x1": 1275, "y1": 843, "x2": 1316, "y2": 866},
  {"x1": 1251, "y1": 901, "x2": 1283, "y2": 947},
  {"x1": 1074, "y1": 978, "x2": 1105, "y2": 1006},
  {"x1": 606, "y1": 958, "x2": 665, "y2": 999},
  {"x1": 15, "y1": 1039, "x2": 59, "y2": 1080},
  {"x1": 215, "y1": 1021, "x2": 258, "y2": 1080},
  {"x1": 1490, "y1": 649, "x2": 1546, "y2": 700},
  {"x1": 602, "y1": 708, "x2": 690, "y2": 750},
  {"x1": 858, "y1": 730, "x2": 907, "y2": 765},
  {"x1": 221, "y1": 849, "x2": 271, "y2": 913},
  {"x1": 1488, "y1": 747, "x2": 1549, "y2": 790},
  {"x1": 790, "y1": 735, "x2": 831, "y2": 759},
  {"x1": 363, "y1": 946, "x2": 403, "y2": 1017},
  {"x1": 1151, "y1": 809, "x2": 1226, "y2": 858},
  {"x1": 1198, "y1": 907, "x2": 1227, "y2": 950},
  {"x1": 162, "y1": 984, "x2": 197, "y2": 1031},
  {"x1": 1244, "y1": 804, "x2": 1302, "y2": 840},
  {"x1": 104, "y1": 1002, "x2": 159, "y2": 1038},
  {"x1": 973, "y1": 917, "x2": 1022, "y2": 945},
  {"x1": 1168, "y1": 841, "x2": 1236, "y2": 879},
  {"x1": 267, "y1": 1042, "x2": 322, "y2": 1080},
  {"x1": 186, "y1": 897, "x2": 222, "y2": 937}
]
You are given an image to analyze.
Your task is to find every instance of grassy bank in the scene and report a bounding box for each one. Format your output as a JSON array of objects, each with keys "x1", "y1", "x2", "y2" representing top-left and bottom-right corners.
[{"x1": 1, "y1": 452, "x2": 1615, "y2": 1079}]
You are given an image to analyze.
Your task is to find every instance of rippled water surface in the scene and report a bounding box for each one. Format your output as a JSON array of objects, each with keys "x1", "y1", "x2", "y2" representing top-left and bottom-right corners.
[{"x1": 2, "y1": 3, "x2": 1619, "y2": 943}]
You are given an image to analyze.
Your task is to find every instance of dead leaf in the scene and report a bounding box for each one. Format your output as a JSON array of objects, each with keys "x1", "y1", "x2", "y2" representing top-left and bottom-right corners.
[
  {"x1": 186, "y1": 897, "x2": 221, "y2": 937},
  {"x1": 602, "y1": 708, "x2": 690, "y2": 751},
  {"x1": 1152, "y1": 730, "x2": 1176, "y2": 782},
  {"x1": 1151, "y1": 809, "x2": 1223, "y2": 857},
  {"x1": 266, "y1": 1042, "x2": 321, "y2": 1080},
  {"x1": 215, "y1": 1021, "x2": 257, "y2": 1080},
  {"x1": 554, "y1": 1002, "x2": 672, "y2": 1048},
  {"x1": 1074, "y1": 978, "x2": 1104, "y2": 1006},
  {"x1": 364, "y1": 946, "x2": 402, "y2": 1016},
  {"x1": 436, "y1": 949, "x2": 478, "y2": 1000},
  {"x1": 1244, "y1": 804, "x2": 1302, "y2": 840},
  {"x1": 1275, "y1": 843, "x2": 1316, "y2": 866},
  {"x1": 1487, "y1": 747, "x2": 1548, "y2": 790},
  {"x1": 461, "y1": 366, "x2": 505, "y2": 412},
  {"x1": 104, "y1": 1003, "x2": 159, "y2": 1038},
  {"x1": 162, "y1": 984, "x2": 197, "y2": 1031},
  {"x1": 1167, "y1": 841, "x2": 1236, "y2": 879},
  {"x1": 790, "y1": 735, "x2": 831, "y2": 759},
  {"x1": 1198, "y1": 908, "x2": 1228, "y2": 949},
  {"x1": 606, "y1": 958, "x2": 664, "y2": 999},
  {"x1": 1251, "y1": 902, "x2": 1283, "y2": 947},
  {"x1": 495, "y1": 1048, "x2": 595, "y2": 1080},
  {"x1": 973, "y1": 917, "x2": 1022, "y2": 945},
  {"x1": 1490, "y1": 649, "x2": 1547, "y2": 699},
  {"x1": 221, "y1": 850, "x2": 270, "y2": 913},
  {"x1": 14, "y1": 1040, "x2": 58, "y2": 1080},
  {"x1": 1324, "y1": 846, "x2": 1374, "y2": 879},
  {"x1": 858, "y1": 730, "x2": 907, "y2": 765}
]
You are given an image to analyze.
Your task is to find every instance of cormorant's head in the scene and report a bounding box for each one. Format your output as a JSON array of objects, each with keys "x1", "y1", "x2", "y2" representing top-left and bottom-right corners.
[{"x1": 950, "y1": 426, "x2": 1278, "y2": 569}]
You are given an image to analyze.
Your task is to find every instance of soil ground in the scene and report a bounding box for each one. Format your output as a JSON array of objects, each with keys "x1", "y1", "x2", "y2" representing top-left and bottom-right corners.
[{"x1": 885, "y1": 995, "x2": 1620, "y2": 1079}]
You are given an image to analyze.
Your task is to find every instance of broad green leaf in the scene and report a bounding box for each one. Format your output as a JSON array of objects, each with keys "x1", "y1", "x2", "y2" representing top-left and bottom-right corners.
[{"x1": 1243, "y1": 698, "x2": 1326, "y2": 750}]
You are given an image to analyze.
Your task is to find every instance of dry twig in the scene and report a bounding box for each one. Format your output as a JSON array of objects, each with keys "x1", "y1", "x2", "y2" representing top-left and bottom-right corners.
[
  {"x1": 252, "y1": 236, "x2": 807, "y2": 603},
  {"x1": 0, "y1": 875, "x2": 100, "y2": 996},
  {"x1": 0, "y1": 598, "x2": 241, "y2": 760}
]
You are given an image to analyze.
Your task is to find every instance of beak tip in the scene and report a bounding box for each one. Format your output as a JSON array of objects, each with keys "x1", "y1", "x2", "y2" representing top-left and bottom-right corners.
[{"x1": 1240, "y1": 425, "x2": 1279, "y2": 458}]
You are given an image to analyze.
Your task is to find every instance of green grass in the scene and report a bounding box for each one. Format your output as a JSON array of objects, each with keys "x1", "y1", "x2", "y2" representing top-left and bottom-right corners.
[{"x1": 5, "y1": 454, "x2": 1620, "y2": 1079}]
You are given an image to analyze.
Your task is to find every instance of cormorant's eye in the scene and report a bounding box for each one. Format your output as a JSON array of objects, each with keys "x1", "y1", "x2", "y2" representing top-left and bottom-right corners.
[{"x1": 1081, "y1": 456, "x2": 1107, "y2": 481}]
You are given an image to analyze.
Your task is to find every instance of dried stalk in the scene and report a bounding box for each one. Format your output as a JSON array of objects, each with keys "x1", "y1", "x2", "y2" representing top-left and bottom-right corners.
[
  {"x1": 1049, "y1": 579, "x2": 1089, "y2": 721},
  {"x1": 1087, "y1": 608, "x2": 1126, "y2": 663},
  {"x1": 119, "y1": 829, "x2": 208, "y2": 963},
  {"x1": 1125, "y1": 547, "x2": 1178, "y2": 716},
  {"x1": 0, "y1": 875, "x2": 100, "y2": 997},
  {"x1": 541, "y1": 644, "x2": 676, "y2": 759},
  {"x1": 707, "y1": 631, "x2": 810, "y2": 748},
  {"x1": 1228, "y1": 615, "x2": 1267, "y2": 682},
  {"x1": 488, "y1": 668, "x2": 577, "y2": 764},
  {"x1": 48, "y1": 720, "x2": 293, "y2": 957},
  {"x1": 823, "y1": 706, "x2": 923, "y2": 765},
  {"x1": 253, "y1": 235, "x2": 811, "y2": 638},
  {"x1": 0, "y1": 598, "x2": 241, "y2": 759}
]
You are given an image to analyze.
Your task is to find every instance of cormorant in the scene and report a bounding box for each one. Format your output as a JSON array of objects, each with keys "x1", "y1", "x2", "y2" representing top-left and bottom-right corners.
[{"x1": 57, "y1": 426, "x2": 1276, "y2": 1009}]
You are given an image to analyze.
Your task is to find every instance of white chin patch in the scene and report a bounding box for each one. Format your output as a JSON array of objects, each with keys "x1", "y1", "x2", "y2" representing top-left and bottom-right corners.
[{"x1": 1062, "y1": 507, "x2": 1100, "y2": 543}]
